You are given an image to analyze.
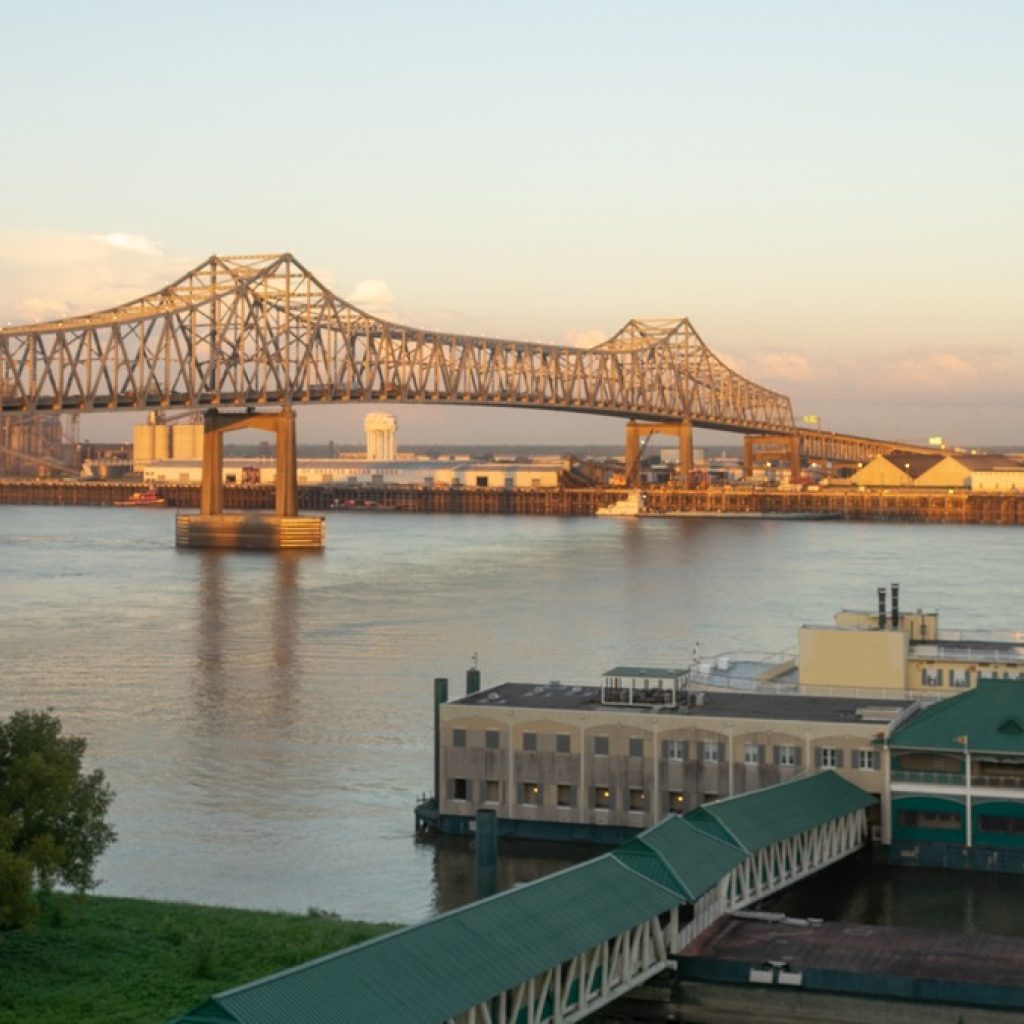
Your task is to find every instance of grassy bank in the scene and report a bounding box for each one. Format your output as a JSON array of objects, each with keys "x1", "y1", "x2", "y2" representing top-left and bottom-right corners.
[{"x1": 0, "y1": 893, "x2": 396, "y2": 1024}]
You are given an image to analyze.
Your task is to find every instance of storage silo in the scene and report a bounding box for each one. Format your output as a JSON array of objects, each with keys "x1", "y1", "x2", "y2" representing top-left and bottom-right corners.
[
  {"x1": 153, "y1": 424, "x2": 171, "y2": 461},
  {"x1": 133, "y1": 422, "x2": 155, "y2": 468},
  {"x1": 172, "y1": 422, "x2": 203, "y2": 460}
]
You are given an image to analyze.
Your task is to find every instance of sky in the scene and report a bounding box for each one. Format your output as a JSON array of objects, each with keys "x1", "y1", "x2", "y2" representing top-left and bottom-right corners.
[{"x1": 1, "y1": 1, "x2": 1021, "y2": 448}]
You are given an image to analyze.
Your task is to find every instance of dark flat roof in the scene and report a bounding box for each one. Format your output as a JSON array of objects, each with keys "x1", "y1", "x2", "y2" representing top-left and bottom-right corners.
[
  {"x1": 687, "y1": 915, "x2": 1024, "y2": 992},
  {"x1": 455, "y1": 683, "x2": 911, "y2": 724}
]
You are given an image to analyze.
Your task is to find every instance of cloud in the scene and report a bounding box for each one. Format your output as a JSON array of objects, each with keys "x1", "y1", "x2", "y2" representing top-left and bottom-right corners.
[
  {"x1": 346, "y1": 279, "x2": 396, "y2": 317},
  {"x1": 0, "y1": 231, "x2": 183, "y2": 325},
  {"x1": 719, "y1": 348, "x2": 829, "y2": 384},
  {"x1": 563, "y1": 328, "x2": 608, "y2": 349}
]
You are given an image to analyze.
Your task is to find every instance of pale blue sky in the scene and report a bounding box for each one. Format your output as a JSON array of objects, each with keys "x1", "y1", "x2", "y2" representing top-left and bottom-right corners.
[{"x1": 1, "y1": 1, "x2": 1021, "y2": 446}]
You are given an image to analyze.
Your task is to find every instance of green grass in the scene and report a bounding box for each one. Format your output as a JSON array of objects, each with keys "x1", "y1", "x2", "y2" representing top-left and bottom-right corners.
[{"x1": 0, "y1": 893, "x2": 397, "y2": 1024}]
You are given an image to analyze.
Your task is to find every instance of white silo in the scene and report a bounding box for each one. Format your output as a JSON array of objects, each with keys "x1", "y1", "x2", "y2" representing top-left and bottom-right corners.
[{"x1": 364, "y1": 412, "x2": 397, "y2": 462}]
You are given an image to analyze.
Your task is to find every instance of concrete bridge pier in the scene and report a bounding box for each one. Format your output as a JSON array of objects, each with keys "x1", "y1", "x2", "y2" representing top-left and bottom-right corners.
[
  {"x1": 625, "y1": 419, "x2": 693, "y2": 488},
  {"x1": 177, "y1": 406, "x2": 323, "y2": 549},
  {"x1": 743, "y1": 434, "x2": 803, "y2": 485}
]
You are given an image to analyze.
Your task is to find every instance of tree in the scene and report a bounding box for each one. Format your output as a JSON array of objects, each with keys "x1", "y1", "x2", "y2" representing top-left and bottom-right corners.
[{"x1": 0, "y1": 709, "x2": 116, "y2": 928}]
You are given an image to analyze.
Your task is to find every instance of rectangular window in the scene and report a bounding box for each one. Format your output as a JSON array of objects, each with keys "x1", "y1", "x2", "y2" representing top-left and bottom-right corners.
[
  {"x1": 702, "y1": 741, "x2": 720, "y2": 763},
  {"x1": 521, "y1": 782, "x2": 541, "y2": 805},
  {"x1": 669, "y1": 791, "x2": 686, "y2": 813},
  {"x1": 629, "y1": 788, "x2": 646, "y2": 811},
  {"x1": 778, "y1": 745, "x2": 798, "y2": 767},
  {"x1": 453, "y1": 778, "x2": 468, "y2": 800},
  {"x1": 629, "y1": 737, "x2": 644, "y2": 758},
  {"x1": 979, "y1": 815, "x2": 1024, "y2": 834},
  {"x1": 743, "y1": 743, "x2": 760, "y2": 765},
  {"x1": 475, "y1": 476, "x2": 489, "y2": 487},
  {"x1": 664, "y1": 739, "x2": 686, "y2": 761},
  {"x1": 485, "y1": 780, "x2": 500, "y2": 803},
  {"x1": 485, "y1": 730, "x2": 500, "y2": 750},
  {"x1": 820, "y1": 747, "x2": 839, "y2": 769},
  {"x1": 556, "y1": 784, "x2": 574, "y2": 807},
  {"x1": 858, "y1": 750, "x2": 879, "y2": 771},
  {"x1": 453, "y1": 728, "x2": 466, "y2": 748},
  {"x1": 594, "y1": 735, "x2": 609, "y2": 756},
  {"x1": 522, "y1": 732, "x2": 537, "y2": 752},
  {"x1": 593, "y1": 786, "x2": 611, "y2": 809},
  {"x1": 556, "y1": 733, "x2": 571, "y2": 754},
  {"x1": 949, "y1": 669, "x2": 970, "y2": 689},
  {"x1": 898, "y1": 810, "x2": 961, "y2": 830},
  {"x1": 922, "y1": 667, "x2": 944, "y2": 687}
]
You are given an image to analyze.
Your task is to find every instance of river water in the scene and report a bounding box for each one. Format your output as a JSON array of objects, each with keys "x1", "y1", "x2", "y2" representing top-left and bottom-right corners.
[{"x1": 3, "y1": 506, "x2": 1024, "y2": 927}]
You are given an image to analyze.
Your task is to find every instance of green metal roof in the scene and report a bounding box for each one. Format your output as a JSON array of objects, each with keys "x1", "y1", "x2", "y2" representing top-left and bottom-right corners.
[
  {"x1": 615, "y1": 815, "x2": 747, "y2": 901},
  {"x1": 173, "y1": 772, "x2": 874, "y2": 1024},
  {"x1": 890, "y1": 678, "x2": 1024, "y2": 754},
  {"x1": 603, "y1": 666, "x2": 687, "y2": 678},
  {"x1": 172, "y1": 853, "x2": 682, "y2": 1024},
  {"x1": 685, "y1": 771, "x2": 875, "y2": 854}
]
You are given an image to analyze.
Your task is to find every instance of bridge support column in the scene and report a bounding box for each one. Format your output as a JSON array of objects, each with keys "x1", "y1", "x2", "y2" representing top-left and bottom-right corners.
[
  {"x1": 678, "y1": 420, "x2": 693, "y2": 477},
  {"x1": 624, "y1": 420, "x2": 692, "y2": 488},
  {"x1": 789, "y1": 434, "x2": 802, "y2": 485},
  {"x1": 176, "y1": 406, "x2": 323, "y2": 550}
]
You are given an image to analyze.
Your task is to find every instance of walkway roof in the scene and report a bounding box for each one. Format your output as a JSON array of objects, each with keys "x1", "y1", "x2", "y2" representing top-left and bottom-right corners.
[
  {"x1": 685, "y1": 770, "x2": 875, "y2": 853},
  {"x1": 172, "y1": 771, "x2": 871, "y2": 1024}
]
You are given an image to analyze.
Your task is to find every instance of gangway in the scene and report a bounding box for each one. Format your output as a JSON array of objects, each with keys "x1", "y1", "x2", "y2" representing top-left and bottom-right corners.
[{"x1": 172, "y1": 772, "x2": 873, "y2": 1024}]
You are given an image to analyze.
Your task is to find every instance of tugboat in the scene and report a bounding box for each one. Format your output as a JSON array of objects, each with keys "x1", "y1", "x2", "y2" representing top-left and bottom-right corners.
[{"x1": 114, "y1": 489, "x2": 167, "y2": 507}]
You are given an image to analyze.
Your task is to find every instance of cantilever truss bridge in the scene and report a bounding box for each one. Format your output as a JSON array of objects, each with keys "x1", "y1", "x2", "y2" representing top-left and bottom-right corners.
[{"x1": 0, "y1": 252, "x2": 935, "y2": 468}]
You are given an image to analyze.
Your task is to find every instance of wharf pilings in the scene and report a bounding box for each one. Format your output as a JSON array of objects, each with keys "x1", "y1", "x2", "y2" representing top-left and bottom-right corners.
[{"x1": 3, "y1": 479, "x2": 1024, "y2": 524}]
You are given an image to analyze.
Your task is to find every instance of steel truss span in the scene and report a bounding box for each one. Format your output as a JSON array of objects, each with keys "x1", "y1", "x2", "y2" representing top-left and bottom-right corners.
[{"x1": 0, "y1": 253, "x2": 794, "y2": 433}]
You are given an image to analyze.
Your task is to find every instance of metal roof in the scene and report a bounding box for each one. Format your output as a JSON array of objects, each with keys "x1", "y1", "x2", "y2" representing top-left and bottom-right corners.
[
  {"x1": 172, "y1": 853, "x2": 682, "y2": 1024},
  {"x1": 889, "y1": 677, "x2": 1024, "y2": 754},
  {"x1": 603, "y1": 666, "x2": 688, "y2": 679},
  {"x1": 685, "y1": 770, "x2": 875, "y2": 854},
  {"x1": 173, "y1": 772, "x2": 874, "y2": 1024},
  {"x1": 616, "y1": 815, "x2": 747, "y2": 901}
]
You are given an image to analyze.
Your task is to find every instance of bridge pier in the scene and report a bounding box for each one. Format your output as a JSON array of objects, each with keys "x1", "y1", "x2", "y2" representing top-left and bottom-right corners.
[
  {"x1": 625, "y1": 419, "x2": 693, "y2": 488},
  {"x1": 177, "y1": 407, "x2": 323, "y2": 550},
  {"x1": 743, "y1": 434, "x2": 802, "y2": 485}
]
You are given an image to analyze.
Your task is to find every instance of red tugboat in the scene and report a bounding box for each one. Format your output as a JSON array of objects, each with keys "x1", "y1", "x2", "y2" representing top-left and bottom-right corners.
[{"x1": 114, "y1": 489, "x2": 167, "y2": 507}]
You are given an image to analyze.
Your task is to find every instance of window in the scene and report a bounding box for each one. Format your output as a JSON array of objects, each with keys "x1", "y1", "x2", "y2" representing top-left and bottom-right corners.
[
  {"x1": 557, "y1": 785, "x2": 574, "y2": 807},
  {"x1": 898, "y1": 810, "x2": 961, "y2": 830},
  {"x1": 664, "y1": 739, "x2": 686, "y2": 761},
  {"x1": 950, "y1": 669, "x2": 970, "y2": 689},
  {"x1": 452, "y1": 778, "x2": 468, "y2": 800},
  {"x1": 593, "y1": 786, "x2": 612, "y2": 809},
  {"x1": 485, "y1": 730, "x2": 500, "y2": 750},
  {"x1": 556, "y1": 733, "x2": 571, "y2": 754},
  {"x1": 453, "y1": 728, "x2": 466, "y2": 748},
  {"x1": 475, "y1": 475, "x2": 489, "y2": 487},
  {"x1": 521, "y1": 782, "x2": 541, "y2": 805},
  {"x1": 819, "y1": 747, "x2": 839, "y2": 769},
  {"x1": 629, "y1": 788, "x2": 646, "y2": 811},
  {"x1": 979, "y1": 815, "x2": 1024, "y2": 834},
  {"x1": 778, "y1": 745, "x2": 798, "y2": 767},
  {"x1": 922, "y1": 667, "x2": 944, "y2": 687},
  {"x1": 669, "y1": 791, "x2": 686, "y2": 813},
  {"x1": 629, "y1": 737, "x2": 644, "y2": 758},
  {"x1": 594, "y1": 735, "x2": 609, "y2": 756},
  {"x1": 522, "y1": 732, "x2": 537, "y2": 752},
  {"x1": 702, "y1": 741, "x2": 720, "y2": 764},
  {"x1": 857, "y1": 750, "x2": 879, "y2": 771},
  {"x1": 743, "y1": 743, "x2": 760, "y2": 765},
  {"x1": 485, "y1": 780, "x2": 500, "y2": 803}
]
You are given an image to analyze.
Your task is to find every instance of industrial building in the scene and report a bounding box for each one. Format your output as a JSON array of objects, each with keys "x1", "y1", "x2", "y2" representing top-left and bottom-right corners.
[{"x1": 849, "y1": 450, "x2": 1023, "y2": 489}]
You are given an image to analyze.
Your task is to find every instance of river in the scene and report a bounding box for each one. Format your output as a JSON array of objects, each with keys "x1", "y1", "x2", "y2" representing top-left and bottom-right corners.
[{"x1": 3, "y1": 506, "x2": 1024, "y2": 926}]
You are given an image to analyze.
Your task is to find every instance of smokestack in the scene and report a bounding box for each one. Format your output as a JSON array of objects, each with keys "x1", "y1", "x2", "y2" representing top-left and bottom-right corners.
[
  {"x1": 891, "y1": 583, "x2": 900, "y2": 628},
  {"x1": 877, "y1": 587, "x2": 887, "y2": 630}
]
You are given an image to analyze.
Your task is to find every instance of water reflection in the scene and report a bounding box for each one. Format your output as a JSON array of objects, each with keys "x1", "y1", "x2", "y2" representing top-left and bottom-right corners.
[{"x1": 423, "y1": 834, "x2": 600, "y2": 916}]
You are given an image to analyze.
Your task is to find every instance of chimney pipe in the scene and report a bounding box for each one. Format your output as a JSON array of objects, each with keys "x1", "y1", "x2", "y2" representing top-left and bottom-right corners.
[
  {"x1": 877, "y1": 587, "x2": 887, "y2": 630},
  {"x1": 891, "y1": 583, "x2": 900, "y2": 628}
]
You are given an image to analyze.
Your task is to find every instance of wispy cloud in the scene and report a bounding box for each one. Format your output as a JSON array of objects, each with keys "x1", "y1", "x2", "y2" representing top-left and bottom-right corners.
[
  {"x1": 0, "y1": 231, "x2": 183, "y2": 325},
  {"x1": 345, "y1": 279, "x2": 396, "y2": 318},
  {"x1": 563, "y1": 328, "x2": 608, "y2": 349}
]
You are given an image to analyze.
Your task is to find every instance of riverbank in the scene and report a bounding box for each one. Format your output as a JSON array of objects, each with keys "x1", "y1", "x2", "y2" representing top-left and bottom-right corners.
[
  {"x1": 2, "y1": 478, "x2": 1024, "y2": 522},
  {"x1": 0, "y1": 894, "x2": 395, "y2": 1024}
]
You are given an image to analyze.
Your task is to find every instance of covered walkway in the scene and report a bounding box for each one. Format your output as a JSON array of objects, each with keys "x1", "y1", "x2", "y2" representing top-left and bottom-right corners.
[{"x1": 173, "y1": 771, "x2": 873, "y2": 1024}]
